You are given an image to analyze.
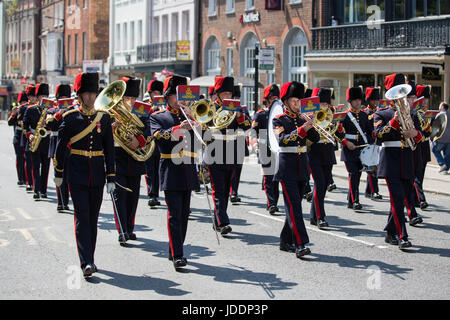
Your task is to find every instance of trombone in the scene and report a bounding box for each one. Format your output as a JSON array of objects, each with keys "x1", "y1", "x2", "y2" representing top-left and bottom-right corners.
[{"x1": 302, "y1": 108, "x2": 336, "y2": 145}]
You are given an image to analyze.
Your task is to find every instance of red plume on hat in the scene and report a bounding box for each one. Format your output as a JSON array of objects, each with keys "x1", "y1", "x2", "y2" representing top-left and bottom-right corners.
[
  {"x1": 17, "y1": 91, "x2": 28, "y2": 104},
  {"x1": 214, "y1": 76, "x2": 234, "y2": 94},
  {"x1": 74, "y1": 72, "x2": 99, "y2": 94},
  {"x1": 365, "y1": 87, "x2": 380, "y2": 101},
  {"x1": 26, "y1": 85, "x2": 36, "y2": 97},
  {"x1": 311, "y1": 88, "x2": 320, "y2": 97},
  {"x1": 346, "y1": 87, "x2": 364, "y2": 102},
  {"x1": 122, "y1": 76, "x2": 142, "y2": 98},
  {"x1": 385, "y1": 73, "x2": 406, "y2": 91},
  {"x1": 263, "y1": 84, "x2": 280, "y2": 100},
  {"x1": 280, "y1": 81, "x2": 305, "y2": 102},
  {"x1": 147, "y1": 80, "x2": 163, "y2": 93},
  {"x1": 416, "y1": 85, "x2": 431, "y2": 99}
]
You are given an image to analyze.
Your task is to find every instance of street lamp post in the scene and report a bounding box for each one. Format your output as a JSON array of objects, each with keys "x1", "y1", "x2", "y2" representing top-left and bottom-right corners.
[{"x1": 254, "y1": 42, "x2": 260, "y2": 112}]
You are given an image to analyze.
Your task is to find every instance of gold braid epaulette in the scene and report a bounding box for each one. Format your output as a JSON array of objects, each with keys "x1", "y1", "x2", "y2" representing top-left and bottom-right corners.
[{"x1": 62, "y1": 109, "x2": 79, "y2": 118}]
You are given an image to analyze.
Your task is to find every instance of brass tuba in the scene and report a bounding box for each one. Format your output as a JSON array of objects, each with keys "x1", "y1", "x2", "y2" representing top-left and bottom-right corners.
[
  {"x1": 385, "y1": 84, "x2": 416, "y2": 150},
  {"x1": 430, "y1": 112, "x2": 448, "y2": 142},
  {"x1": 94, "y1": 80, "x2": 155, "y2": 161}
]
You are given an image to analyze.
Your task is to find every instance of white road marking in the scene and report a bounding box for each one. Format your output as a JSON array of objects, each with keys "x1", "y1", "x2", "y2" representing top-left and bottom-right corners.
[
  {"x1": 0, "y1": 231, "x2": 10, "y2": 247},
  {"x1": 0, "y1": 209, "x2": 15, "y2": 222},
  {"x1": 247, "y1": 210, "x2": 382, "y2": 249},
  {"x1": 16, "y1": 208, "x2": 33, "y2": 220},
  {"x1": 42, "y1": 226, "x2": 65, "y2": 243},
  {"x1": 10, "y1": 228, "x2": 37, "y2": 245}
]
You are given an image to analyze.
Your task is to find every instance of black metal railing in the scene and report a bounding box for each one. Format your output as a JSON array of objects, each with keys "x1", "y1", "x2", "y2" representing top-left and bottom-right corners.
[
  {"x1": 136, "y1": 41, "x2": 179, "y2": 62},
  {"x1": 311, "y1": 17, "x2": 450, "y2": 51}
]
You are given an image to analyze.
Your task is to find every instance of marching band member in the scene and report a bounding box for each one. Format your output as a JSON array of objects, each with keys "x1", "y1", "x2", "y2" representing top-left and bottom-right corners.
[
  {"x1": 252, "y1": 84, "x2": 280, "y2": 215},
  {"x1": 112, "y1": 76, "x2": 150, "y2": 244},
  {"x1": 149, "y1": 75, "x2": 200, "y2": 269},
  {"x1": 308, "y1": 88, "x2": 345, "y2": 228},
  {"x1": 327, "y1": 89, "x2": 338, "y2": 192},
  {"x1": 230, "y1": 85, "x2": 247, "y2": 204},
  {"x1": 374, "y1": 74, "x2": 424, "y2": 249},
  {"x1": 54, "y1": 72, "x2": 115, "y2": 278},
  {"x1": 340, "y1": 87, "x2": 374, "y2": 210},
  {"x1": 403, "y1": 81, "x2": 424, "y2": 226},
  {"x1": 8, "y1": 91, "x2": 28, "y2": 186},
  {"x1": 204, "y1": 76, "x2": 251, "y2": 235},
  {"x1": 145, "y1": 80, "x2": 164, "y2": 208},
  {"x1": 363, "y1": 87, "x2": 382, "y2": 200},
  {"x1": 273, "y1": 81, "x2": 320, "y2": 258},
  {"x1": 23, "y1": 83, "x2": 51, "y2": 200},
  {"x1": 47, "y1": 84, "x2": 72, "y2": 211},
  {"x1": 414, "y1": 84, "x2": 432, "y2": 209},
  {"x1": 18, "y1": 85, "x2": 38, "y2": 192},
  {"x1": 303, "y1": 88, "x2": 314, "y2": 202}
]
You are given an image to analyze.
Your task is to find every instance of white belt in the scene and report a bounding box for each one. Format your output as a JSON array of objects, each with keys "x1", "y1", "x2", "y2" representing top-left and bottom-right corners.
[
  {"x1": 382, "y1": 141, "x2": 401, "y2": 148},
  {"x1": 30, "y1": 129, "x2": 36, "y2": 134},
  {"x1": 50, "y1": 132, "x2": 58, "y2": 137},
  {"x1": 258, "y1": 138, "x2": 267, "y2": 144},
  {"x1": 279, "y1": 146, "x2": 307, "y2": 153},
  {"x1": 345, "y1": 134, "x2": 357, "y2": 140},
  {"x1": 15, "y1": 127, "x2": 23, "y2": 131},
  {"x1": 212, "y1": 134, "x2": 237, "y2": 141},
  {"x1": 318, "y1": 139, "x2": 332, "y2": 144},
  {"x1": 424, "y1": 138, "x2": 430, "y2": 142}
]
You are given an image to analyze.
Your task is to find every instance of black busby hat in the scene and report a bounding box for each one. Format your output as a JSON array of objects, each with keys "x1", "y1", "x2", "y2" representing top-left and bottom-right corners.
[
  {"x1": 35, "y1": 83, "x2": 49, "y2": 97},
  {"x1": 74, "y1": 72, "x2": 99, "y2": 95},
  {"x1": 365, "y1": 87, "x2": 381, "y2": 101},
  {"x1": 55, "y1": 84, "x2": 72, "y2": 99},
  {"x1": 147, "y1": 80, "x2": 164, "y2": 94},
  {"x1": 122, "y1": 76, "x2": 142, "y2": 98},
  {"x1": 385, "y1": 73, "x2": 406, "y2": 91},
  {"x1": 214, "y1": 76, "x2": 234, "y2": 94},
  {"x1": 346, "y1": 87, "x2": 364, "y2": 102},
  {"x1": 407, "y1": 80, "x2": 417, "y2": 97},
  {"x1": 233, "y1": 85, "x2": 242, "y2": 99},
  {"x1": 318, "y1": 88, "x2": 333, "y2": 104},
  {"x1": 263, "y1": 84, "x2": 280, "y2": 100},
  {"x1": 26, "y1": 85, "x2": 36, "y2": 97},
  {"x1": 163, "y1": 75, "x2": 187, "y2": 98},
  {"x1": 280, "y1": 81, "x2": 305, "y2": 102},
  {"x1": 416, "y1": 85, "x2": 431, "y2": 99},
  {"x1": 17, "y1": 91, "x2": 28, "y2": 104},
  {"x1": 304, "y1": 88, "x2": 313, "y2": 98}
]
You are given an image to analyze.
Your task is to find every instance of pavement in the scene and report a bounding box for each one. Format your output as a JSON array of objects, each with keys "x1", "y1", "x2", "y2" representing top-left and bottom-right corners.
[{"x1": 0, "y1": 122, "x2": 449, "y2": 300}]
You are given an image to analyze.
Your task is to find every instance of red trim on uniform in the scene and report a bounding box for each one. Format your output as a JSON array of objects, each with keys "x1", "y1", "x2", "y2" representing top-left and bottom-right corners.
[
  {"x1": 136, "y1": 135, "x2": 146, "y2": 148},
  {"x1": 385, "y1": 178, "x2": 403, "y2": 239},
  {"x1": 297, "y1": 126, "x2": 307, "y2": 139},
  {"x1": 280, "y1": 182, "x2": 303, "y2": 245},
  {"x1": 344, "y1": 162, "x2": 355, "y2": 203},
  {"x1": 112, "y1": 193, "x2": 122, "y2": 234},
  {"x1": 368, "y1": 175, "x2": 375, "y2": 194},
  {"x1": 236, "y1": 113, "x2": 245, "y2": 124},
  {"x1": 389, "y1": 118, "x2": 401, "y2": 130},
  {"x1": 414, "y1": 131, "x2": 422, "y2": 144},
  {"x1": 414, "y1": 182, "x2": 421, "y2": 203},
  {"x1": 404, "y1": 198, "x2": 413, "y2": 219},
  {"x1": 341, "y1": 139, "x2": 349, "y2": 147},
  {"x1": 262, "y1": 176, "x2": 270, "y2": 208}
]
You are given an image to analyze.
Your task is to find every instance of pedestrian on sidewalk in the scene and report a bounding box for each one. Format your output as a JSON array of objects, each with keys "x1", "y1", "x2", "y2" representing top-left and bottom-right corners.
[{"x1": 431, "y1": 102, "x2": 450, "y2": 174}]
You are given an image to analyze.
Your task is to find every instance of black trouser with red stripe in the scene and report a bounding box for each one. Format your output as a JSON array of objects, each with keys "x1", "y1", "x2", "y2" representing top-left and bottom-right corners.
[
  {"x1": 345, "y1": 161, "x2": 362, "y2": 206},
  {"x1": 25, "y1": 150, "x2": 33, "y2": 187},
  {"x1": 13, "y1": 143, "x2": 26, "y2": 183},
  {"x1": 309, "y1": 164, "x2": 332, "y2": 221},
  {"x1": 230, "y1": 164, "x2": 243, "y2": 197},
  {"x1": 145, "y1": 152, "x2": 160, "y2": 199},
  {"x1": 208, "y1": 164, "x2": 235, "y2": 227},
  {"x1": 263, "y1": 175, "x2": 279, "y2": 208},
  {"x1": 113, "y1": 174, "x2": 141, "y2": 235},
  {"x1": 280, "y1": 181, "x2": 309, "y2": 246},
  {"x1": 414, "y1": 162, "x2": 427, "y2": 204},
  {"x1": 403, "y1": 184, "x2": 419, "y2": 221},
  {"x1": 384, "y1": 178, "x2": 410, "y2": 240},
  {"x1": 164, "y1": 190, "x2": 191, "y2": 258},
  {"x1": 69, "y1": 184, "x2": 103, "y2": 268},
  {"x1": 56, "y1": 150, "x2": 70, "y2": 207},
  {"x1": 31, "y1": 149, "x2": 50, "y2": 194},
  {"x1": 365, "y1": 172, "x2": 379, "y2": 195}
]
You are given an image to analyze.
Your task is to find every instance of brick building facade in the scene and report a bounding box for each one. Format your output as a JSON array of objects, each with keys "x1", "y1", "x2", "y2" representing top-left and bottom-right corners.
[
  {"x1": 199, "y1": 0, "x2": 319, "y2": 111},
  {"x1": 64, "y1": 0, "x2": 109, "y2": 83}
]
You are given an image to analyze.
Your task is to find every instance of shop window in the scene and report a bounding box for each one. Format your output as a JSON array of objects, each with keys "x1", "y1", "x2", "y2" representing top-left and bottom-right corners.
[
  {"x1": 283, "y1": 27, "x2": 308, "y2": 84},
  {"x1": 240, "y1": 32, "x2": 259, "y2": 111},
  {"x1": 204, "y1": 36, "x2": 221, "y2": 76},
  {"x1": 354, "y1": 73, "x2": 375, "y2": 89}
]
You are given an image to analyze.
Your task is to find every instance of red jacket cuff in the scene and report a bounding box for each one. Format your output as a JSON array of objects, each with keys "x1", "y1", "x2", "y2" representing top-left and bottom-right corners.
[
  {"x1": 342, "y1": 139, "x2": 349, "y2": 147},
  {"x1": 172, "y1": 125, "x2": 182, "y2": 140},
  {"x1": 26, "y1": 132, "x2": 32, "y2": 140},
  {"x1": 389, "y1": 118, "x2": 401, "y2": 130},
  {"x1": 414, "y1": 130, "x2": 423, "y2": 143},
  {"x1": 54, "y1": 111, "x2": 62, "y2": 121},
  {"x1": 237, "y1": 114, "x2": 245, "y2": 124},
  {"x1": 136, "y1": 135, "x2": 146, "y2": 148},
  {"x1": 297, "y1": 126, "x2": 307, "y2": 139}
]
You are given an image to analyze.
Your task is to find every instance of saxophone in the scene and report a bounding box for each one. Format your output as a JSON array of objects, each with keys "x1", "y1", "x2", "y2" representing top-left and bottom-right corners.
[{"x1": 29, "y1": 107, "x2": 49, "y2": 152}]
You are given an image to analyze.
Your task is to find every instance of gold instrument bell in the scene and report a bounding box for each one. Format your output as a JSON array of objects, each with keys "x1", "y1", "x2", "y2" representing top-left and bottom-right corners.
[
  {"x1": 190, "y1": 99, "x2": 216, "y2": 125},
  {"x1": 94, "y1": 80, "x2": 155, "y2": 161}
]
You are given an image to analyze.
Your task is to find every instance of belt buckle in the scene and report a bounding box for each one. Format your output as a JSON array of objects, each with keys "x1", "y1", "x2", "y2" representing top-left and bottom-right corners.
[
  {"x1": 178, "y1": 150, "x2": 184, "y2": 158},
  {"x1": 297, "y1": 146, "x2": 303, "y2": 154}
]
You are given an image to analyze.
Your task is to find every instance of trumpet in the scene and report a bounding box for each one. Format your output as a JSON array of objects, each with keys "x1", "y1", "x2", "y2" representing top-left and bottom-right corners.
[{"x1": 303, "y1": 108, "x2": 336, "y2": 145}]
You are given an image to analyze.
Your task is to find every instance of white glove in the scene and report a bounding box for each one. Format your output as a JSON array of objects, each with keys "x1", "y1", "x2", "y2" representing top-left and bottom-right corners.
[
  {"x1": 54, "y1": 177, "x2": 63, "y2": 187},
  {"x1": 106, "y1": 182, "x2": 116, "y2": 194}
]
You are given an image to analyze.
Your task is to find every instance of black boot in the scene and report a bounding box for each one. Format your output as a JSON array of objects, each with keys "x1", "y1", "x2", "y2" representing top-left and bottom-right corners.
[
  {"x1": 384, "y1": 232, "x2": 399, "y2": 245},
  {"x1": 295, "y1": 245, "x2": 311, "y2": 258}
]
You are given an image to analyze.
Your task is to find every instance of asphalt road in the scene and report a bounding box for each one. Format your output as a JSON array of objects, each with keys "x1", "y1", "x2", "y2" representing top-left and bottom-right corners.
[{"x1": 0, "y1": 122, "x2": 449, "y2": 300}]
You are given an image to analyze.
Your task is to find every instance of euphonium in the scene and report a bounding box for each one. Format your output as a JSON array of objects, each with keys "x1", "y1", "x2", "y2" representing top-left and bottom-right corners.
[
  {"x1": 385, "y1": 84, "x2": 416, "y2": 150},
  {"x1": 94, "y1": 80, "x2": 155, "y2": 162},
  {"x1": 29, "y1": 106, "x2": 49, "y2": 152}
]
